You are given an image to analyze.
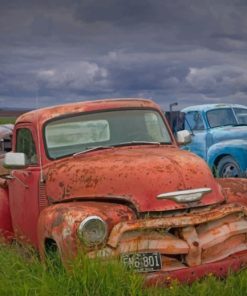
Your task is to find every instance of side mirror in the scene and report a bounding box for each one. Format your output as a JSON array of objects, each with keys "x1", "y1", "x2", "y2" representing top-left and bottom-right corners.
[
  {"x1": 3, "y1": 152, "x2": 28, "y2": 169},
  {"x1": 176, "y1": 130, "x2": 192, "y2": 145}
]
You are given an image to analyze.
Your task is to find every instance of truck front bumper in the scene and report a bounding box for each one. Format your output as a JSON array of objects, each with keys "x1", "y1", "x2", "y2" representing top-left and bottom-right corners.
[
  {"x1": 145, "y1": 251, "x2": 247, "y2": 285},
  {"x1": 88, "y1": 203, "x2": 247, "y2": 284}
]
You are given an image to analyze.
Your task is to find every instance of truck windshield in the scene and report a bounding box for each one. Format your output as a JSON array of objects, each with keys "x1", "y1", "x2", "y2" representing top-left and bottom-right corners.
[{"x1": 44, "y1": 109, "x2": 172, "y2": 159}]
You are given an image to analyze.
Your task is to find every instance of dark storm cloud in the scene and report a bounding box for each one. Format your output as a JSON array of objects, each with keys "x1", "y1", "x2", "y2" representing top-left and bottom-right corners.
[
  {"x1": 0, "y1": 0, "x2": 247, "y2": 109},
  {"x1": 74, "y1": 0, "x2": 247, "y2": 48}
]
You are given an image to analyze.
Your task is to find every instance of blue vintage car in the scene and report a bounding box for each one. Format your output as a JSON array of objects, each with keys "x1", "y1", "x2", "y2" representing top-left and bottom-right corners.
[{"x1": 181, "y1": 104, "x2": 247, "y2": 178}]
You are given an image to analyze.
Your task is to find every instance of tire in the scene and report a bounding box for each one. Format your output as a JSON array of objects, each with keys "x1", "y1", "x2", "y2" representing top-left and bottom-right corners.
[
  {"x1": 217, "y1": 156, "x2": 242, "y2": 178},
  {"x1": 45, "y1": 239, "x2": 62, "y2": 270}
]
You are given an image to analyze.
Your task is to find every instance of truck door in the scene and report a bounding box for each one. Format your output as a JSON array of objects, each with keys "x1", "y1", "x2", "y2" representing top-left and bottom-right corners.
[
  {"x1": 183, "y1": 111, "x2": 208, "y2": 160},
  {"x1": 8, "y1": 125, "x2": 41, "y2": 247}
]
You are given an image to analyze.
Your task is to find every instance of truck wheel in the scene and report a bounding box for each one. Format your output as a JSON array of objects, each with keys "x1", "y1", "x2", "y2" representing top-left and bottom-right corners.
[
  {"x1": 45, "y1": 239, "x2": 62, "y2": 269},
  {"x1": 217, "y1": 156, "x2": 242, "y2": 178}
]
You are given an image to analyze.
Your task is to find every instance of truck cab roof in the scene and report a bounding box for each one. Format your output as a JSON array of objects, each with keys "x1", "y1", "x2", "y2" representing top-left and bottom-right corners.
[{"x1": 16, "y1": 98, "x2": 159, "y2": 127}]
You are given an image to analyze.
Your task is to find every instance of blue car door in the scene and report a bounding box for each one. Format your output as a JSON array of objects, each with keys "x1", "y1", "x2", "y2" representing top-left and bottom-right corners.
[{"x1": 183, "y1": 111, "x2": 208, "y2": 160}]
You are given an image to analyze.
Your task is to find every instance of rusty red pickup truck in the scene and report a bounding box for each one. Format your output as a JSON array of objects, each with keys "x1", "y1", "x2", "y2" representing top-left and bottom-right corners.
[{"x1": 0, "y1": 98, "x2": 247, "y2": 285}]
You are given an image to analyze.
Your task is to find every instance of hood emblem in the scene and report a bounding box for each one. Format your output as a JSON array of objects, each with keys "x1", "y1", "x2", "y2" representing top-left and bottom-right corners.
[{"x1": 157, "y1": 188, "x2": 212, "y2": 203}]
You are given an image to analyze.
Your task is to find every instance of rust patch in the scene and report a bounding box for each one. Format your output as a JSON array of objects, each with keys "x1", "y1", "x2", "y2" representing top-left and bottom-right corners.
[
  {"x1": 217, "y1": 178, "x2": 247, "y2": 205},
  {"x1": 52, "y1": 214, "x2": 64, "y2": 228}
]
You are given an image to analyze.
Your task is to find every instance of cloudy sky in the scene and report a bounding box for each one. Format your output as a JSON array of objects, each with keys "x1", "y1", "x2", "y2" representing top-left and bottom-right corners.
[{"x1": 1, "y1": 0, "x2": 247, "y2": 110}]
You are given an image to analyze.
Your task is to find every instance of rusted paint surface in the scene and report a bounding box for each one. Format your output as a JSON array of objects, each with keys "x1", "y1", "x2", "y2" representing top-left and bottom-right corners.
[
  {"x1": 16, "y1": 99, "x2": 161, "y2": 131},
  {"x1": 145, "y1": 252, "x2": 247, "y2": 285},
  {"x1": 107, "y1": 204, "x2": 246, "y2": 247},
  {"x1": 201, "y1": 234, "x2": 247, "y2": 264},
  {"x1": 0, "y1": 187, "x2": 13, "y2": 241},
  {"x1": 45, "y1": 147, "x2": 225, "y2": 212},
  {"x1": 37, "y1": 201, "x2": 136, "y2": 260},
  {"x1": 37, "y1": 198, "x2": 247, "y2": 281},
  {"x1": 199, "y1": 220, "x2": 247, "y2": 249},
  {"x1": 87, "y1": 203, "x2": 247, "y2": 278},
  {"x1": 217, "y1": 178, "x2": 247, "y2": 204},
  {"x1": 118, "y1": 231, "x2": 189, "y2": 254},
  {"x1": 181, "y1": 226, "x2": 201, "y2": 266}
]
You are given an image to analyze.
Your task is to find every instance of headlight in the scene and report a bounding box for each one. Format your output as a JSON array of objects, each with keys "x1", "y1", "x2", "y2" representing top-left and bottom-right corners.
[{"x1": 78, "y1": 216, "x2": 107, "y2": 246}]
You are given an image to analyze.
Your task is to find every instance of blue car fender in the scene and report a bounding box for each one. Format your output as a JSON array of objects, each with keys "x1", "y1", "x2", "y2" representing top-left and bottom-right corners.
[{"x1": 207, "y1": 139, "x2": 247, "y2": 172}]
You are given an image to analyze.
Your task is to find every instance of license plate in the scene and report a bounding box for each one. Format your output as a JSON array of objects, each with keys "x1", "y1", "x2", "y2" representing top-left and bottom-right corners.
[{"x1": 121, "y1": 252, "x2": 162, "y2": 272}]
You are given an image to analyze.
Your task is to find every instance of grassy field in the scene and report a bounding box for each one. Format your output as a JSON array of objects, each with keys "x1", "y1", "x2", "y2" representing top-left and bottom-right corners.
[
  {"x1": 0, "y1": 117, "x2": 16, "y2": 124},
  {"x1": 1, "y1": 244, "x2": 247, "y2": 296}
]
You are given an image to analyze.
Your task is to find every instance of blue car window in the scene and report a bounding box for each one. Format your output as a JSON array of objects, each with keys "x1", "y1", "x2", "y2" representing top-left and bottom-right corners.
[
  {"x1": 234, "y1": 108, "x2": 247, "y2": 124},
  {"x1": 207, "y1": 108, "x2": 237, "y2": 128},
  {"x1": 185, "y1": 111, "x2": 205, "y2": 130}
]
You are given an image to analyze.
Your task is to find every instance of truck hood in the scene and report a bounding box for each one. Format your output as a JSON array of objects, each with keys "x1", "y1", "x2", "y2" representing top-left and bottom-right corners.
[
  {"x1": 45, "y1": 146, "x2": 225, "y2": 213},
  {"x1": 211, "y1": 125, "x2": 247, "y2": 142}
]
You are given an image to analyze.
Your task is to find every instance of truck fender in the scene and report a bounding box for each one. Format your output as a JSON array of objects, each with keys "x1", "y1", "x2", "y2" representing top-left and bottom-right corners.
[
  {"x1": 37, "y1": 201, "x2": 136, "y2": 261},
  {"x1": 207, "y1": 140, "x2": 247, "y2": 171},
  {"x1": 0, "y1": 187, "x2": 13, "y2": 242},
  {"x1": 217, "y1": 178, "x2": 247, "y2": 205}
]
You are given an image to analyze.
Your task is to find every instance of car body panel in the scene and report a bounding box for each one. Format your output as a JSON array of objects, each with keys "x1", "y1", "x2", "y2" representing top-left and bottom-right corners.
[{"x1": 44, "y1": 146, "x2": 224, "y2": 212}]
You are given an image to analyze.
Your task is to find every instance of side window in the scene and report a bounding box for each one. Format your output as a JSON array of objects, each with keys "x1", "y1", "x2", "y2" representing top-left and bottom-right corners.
[
  {"x1": 185, "y1": 111, "x2": 205, "y2": 131},
  {"x1": 16, "y1": 128, "x2": 37, "y2": 165}
]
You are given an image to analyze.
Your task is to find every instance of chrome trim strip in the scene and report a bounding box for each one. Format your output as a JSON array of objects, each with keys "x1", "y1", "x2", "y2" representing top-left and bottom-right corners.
[{"x1": 157, "y1": 188, "x2": 212, "y2": 203}]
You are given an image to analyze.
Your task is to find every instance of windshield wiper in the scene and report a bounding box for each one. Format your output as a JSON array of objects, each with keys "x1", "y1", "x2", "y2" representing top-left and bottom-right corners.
[
  {"x1": 111, "y1": 141, "x2": 170, "y2": 147},
  {"x1": 73, "y1": 141, "x2": 171, "y2": 157},
  {"x1": 74, "y1": 142, "x2": 167, "y2": 156},
  {"x1": 73, "y1": 146, "x2": 112, "y2": 157}
]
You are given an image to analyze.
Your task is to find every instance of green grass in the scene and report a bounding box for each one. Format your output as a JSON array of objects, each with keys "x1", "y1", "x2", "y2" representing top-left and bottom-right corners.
[
  {"x1": 1, "y1": 244, "x2": 247, "y2": 296},
  {"x1": 0, "y1": 117, "x2": 16, "y2": 124},
  {"x1": 0, "y1": 244, "x2": 144, "y2": 296}
]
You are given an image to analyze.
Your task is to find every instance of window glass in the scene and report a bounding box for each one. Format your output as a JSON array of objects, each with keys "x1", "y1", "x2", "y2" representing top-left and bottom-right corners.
[
  {"x1": 46, "y1": 120, "x2": 110, "y2": 148},
  {"x1": 207, "y1": 109, "x2": 237, "y2": 128},
  {"x1": 185, "y1": 111, "x2": 204, "y2": 130},
  {"x1": 234, "y1": 108, "x2": 247, "y2": 124},
  {"x1": 16, "y1": 128, "x2": 37, "y2": 164},
  {"x1": 144, "y1": 112, "x2": 171, "y2": 141},
  {"x1": 45, "y1": 109, "x2": 172, "y2": 159}
]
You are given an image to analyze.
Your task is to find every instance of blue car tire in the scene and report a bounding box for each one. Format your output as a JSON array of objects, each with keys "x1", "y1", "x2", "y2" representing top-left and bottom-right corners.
[{"x1": 217, "y1": 156, "x2": 242, "y2": 178}]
